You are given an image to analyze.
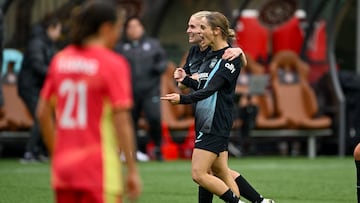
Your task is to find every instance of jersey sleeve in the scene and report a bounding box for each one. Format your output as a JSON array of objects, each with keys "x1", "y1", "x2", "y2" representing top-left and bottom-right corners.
[
  {"x1": 106, "y1": 57, "x2": 133, "y2": 109},
  {"x1": 180, "y1": 75, "x2": 226, "y2": 104},
  {"x1": 183, "y1": 51, "x2": 191, "y2": 75},
  {"x1": 216, "y1": 58, "x2": 241, "y2": 84}
]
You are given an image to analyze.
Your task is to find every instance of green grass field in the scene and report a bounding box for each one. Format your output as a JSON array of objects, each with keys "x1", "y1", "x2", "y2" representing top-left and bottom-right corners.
[{"x1": 0, "y1": 156, "x2": 356, "y2": 203}]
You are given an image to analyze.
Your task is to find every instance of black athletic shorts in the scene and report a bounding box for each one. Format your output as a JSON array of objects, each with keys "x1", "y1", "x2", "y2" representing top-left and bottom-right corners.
[{"x1": 194, "y1": 132, "x2": 228, "y2": 155}]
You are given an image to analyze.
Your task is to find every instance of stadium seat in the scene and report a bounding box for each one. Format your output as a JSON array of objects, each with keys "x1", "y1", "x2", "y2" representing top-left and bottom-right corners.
[
  {"x1": 235, "y1": 9, "x2": 269, "y2": 63},
  {"x1": 161, "y1": 61, "x2": 195, "y2": 159},
  {"x1": 146, "y1": 61, "x2": 195, "y2": 160},
  {"x1": 1, "y1": 84, "x2": 33, "y2": 130},
  {"x1": 2, "y1": 49, "x2": 23, "y2": 77},
  {"x1": 272, "y1": 15, "x2": 304, "y2": 55},
  {"x1": 161, "y1": 61, "x2": 194, "y2": 130},
  {"x1": 269, "y1": 50, "x2": 331, "y2": 129},
  {"x1": 235, "y1": 56, "x2": 287, "y2": 129},
  {"x1": 306, "y1": 20, "x2": 329, "y2": 83}
]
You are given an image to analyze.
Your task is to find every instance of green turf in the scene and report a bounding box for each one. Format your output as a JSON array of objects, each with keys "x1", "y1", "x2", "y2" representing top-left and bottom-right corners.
[{"x1": 0, "y1": 156, "x2": 356, "y2": 203}]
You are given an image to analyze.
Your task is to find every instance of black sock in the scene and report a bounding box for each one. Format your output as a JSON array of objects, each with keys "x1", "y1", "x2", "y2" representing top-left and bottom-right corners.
[
  {"x1": 199, "y1": 186, "x2": 213, "y2": 203},
  {"x1": 235, "y1": 175, "x2": 263, "y2": 203},
  {"x1": 220, "y1": 189, "x2": 239, "y2": 203},
  {"x1": 356, "y1": 160, "x2": 360, "y2": 203}
]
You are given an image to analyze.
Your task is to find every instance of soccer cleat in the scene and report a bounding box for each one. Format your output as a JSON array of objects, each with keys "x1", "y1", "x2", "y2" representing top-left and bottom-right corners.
[
  {"x1": 20, "y1": 152, "x2": 39, "y2": 164},
  {"x1": 37, "y1": 154, "x2": 49, "y2": 163},
  {"x1": 136, "y1": 150, "x2": 150, "y2": 162},
  {"x1": 261, "y1": 199, "x2": 275, "y2": 203}
]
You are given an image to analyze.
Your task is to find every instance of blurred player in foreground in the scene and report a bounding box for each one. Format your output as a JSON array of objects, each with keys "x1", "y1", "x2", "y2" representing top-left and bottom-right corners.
[{"x1": 37, "y1": 1, "x2": 141, "y2": 202}]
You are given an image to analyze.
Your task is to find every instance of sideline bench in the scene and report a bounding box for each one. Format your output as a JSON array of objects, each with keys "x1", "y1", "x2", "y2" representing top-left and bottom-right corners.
[
  {"x1": 0, "y1": 131, "x2": 30, "y2": 144},
  {"x1": 0, "y1": 131, "x2": 30, "y2": 156},
  {"x1": 250, "y1": 128, "x2": 333, "y2": 158},
  {"x1": 0, "y1": 129, "x2": 332, "y2": 159},
  {"x1": 0, "y1": 131, "x2": 30, "y2": 141}
]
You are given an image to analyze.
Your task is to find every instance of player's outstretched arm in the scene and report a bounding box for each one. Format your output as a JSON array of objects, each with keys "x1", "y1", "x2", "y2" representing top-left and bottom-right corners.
[
  {"x1": 113, "y1": 109, "x2": 142, "y2": 201},
  {"x1": 37, "y1": 98, "x2": 55, "y2": 156}
]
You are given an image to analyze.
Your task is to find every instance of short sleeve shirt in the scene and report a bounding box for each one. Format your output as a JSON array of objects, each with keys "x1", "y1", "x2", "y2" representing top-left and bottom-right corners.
[{"x1": 40, "y1": 45, "x2": 132, "y2": 194}]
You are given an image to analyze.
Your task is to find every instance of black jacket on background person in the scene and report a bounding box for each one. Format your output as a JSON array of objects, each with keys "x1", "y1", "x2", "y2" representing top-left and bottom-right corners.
[
  {"x1": 115, "y1": 35, "x2": 168, "y2": 95},
  {"x1": 114, "y1": 34, "x2": 167, "y2": 158},
  {"x1": 18, "y1": 24, "x2": 56, "y2": 100}
]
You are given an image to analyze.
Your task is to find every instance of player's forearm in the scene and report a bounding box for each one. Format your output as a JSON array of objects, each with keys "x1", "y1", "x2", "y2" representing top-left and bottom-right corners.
[
  {"x1": 181, "y1": 76, "x2": 199, "y2": 90},
  {"x1": 36, "y1": 98, "x2": 55, "y2": 156},
  {"x1": 180, "y1": 75, "x2": 225, "y2": 104},
  {"x1": 113, "y1": 110, "x2": 138, "y2": 172},
  {"x1": 178, "y1": 82, "x2": 188, "y2": 90}
]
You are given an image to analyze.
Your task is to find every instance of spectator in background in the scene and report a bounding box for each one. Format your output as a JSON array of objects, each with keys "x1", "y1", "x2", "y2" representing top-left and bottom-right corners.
[
  {"x1": 115, "y1": 16, "x2": 168, "y2": 161},
  {"x1": 36, "y1": 1, "x2": 141, "y2": 202},
  {"x1": 18, "y1": 12, "x2": 62, "y2": 163}
]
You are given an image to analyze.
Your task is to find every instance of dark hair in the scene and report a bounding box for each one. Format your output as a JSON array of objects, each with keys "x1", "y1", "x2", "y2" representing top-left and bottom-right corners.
[
  {"x1": 70, "y1": 0, "x2": 122, "y2": 45},
  {"x1": 40, "y1": 12, "x2": 61, "y2": 29},
  {"x1": 123, "y1": 15, "x2": 143, "y2": 31}
]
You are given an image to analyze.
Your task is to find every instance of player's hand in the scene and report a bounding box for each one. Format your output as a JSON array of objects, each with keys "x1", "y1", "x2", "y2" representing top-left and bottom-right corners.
[
  {"x1": 222, "y1": 47, "x2": 244, "y2": 61},
  {"x1": 191, "y1": 73, "x2": 199, "y2": 81},
  {"x1": 174, "y1": 68, "x2": 186, "y2": 82},
  {"x1": 126, "y1": 171, "x2": 142, "y2": 202},
  {"x1": 160, "y1": 93, "x2": 180, "y2": 104}
]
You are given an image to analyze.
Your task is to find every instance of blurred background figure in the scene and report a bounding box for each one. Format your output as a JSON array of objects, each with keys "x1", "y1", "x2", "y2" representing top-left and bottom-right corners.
[
  {"x1": 115, "y1": 16, "x2": 168, "y2": 161},
  {"x1": 17, "y1": 12, "x2": 62, "y2": 163},
  {"x1": 37, "y1": 1, "x2": 141, "y2": 202}
]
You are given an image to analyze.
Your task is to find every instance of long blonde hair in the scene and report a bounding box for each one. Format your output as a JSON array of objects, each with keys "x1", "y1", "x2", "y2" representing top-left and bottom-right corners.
[{"x1": 191, "y1": 10, "x2": 211, "y2": 20}]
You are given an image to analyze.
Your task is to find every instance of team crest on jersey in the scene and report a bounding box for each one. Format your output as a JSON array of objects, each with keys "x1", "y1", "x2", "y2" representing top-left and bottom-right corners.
[{"x1": 209, "y1": 58, "x2": 218, "y2": 69}]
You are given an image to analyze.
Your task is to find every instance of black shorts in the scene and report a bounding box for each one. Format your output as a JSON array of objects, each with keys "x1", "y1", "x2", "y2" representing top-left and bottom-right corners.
[{"x1": 194, "y1": 132, "x2": 228, "y2": 155}]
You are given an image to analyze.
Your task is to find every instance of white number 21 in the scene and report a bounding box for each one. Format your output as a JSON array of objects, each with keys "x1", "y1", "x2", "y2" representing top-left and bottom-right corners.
[{"x1": 59, "y1": 79, "x2": 87, "y2": 129}]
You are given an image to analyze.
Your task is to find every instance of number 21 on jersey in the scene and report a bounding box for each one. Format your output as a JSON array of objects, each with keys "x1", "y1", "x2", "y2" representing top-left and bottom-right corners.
[{"x1": 59, "y1": 79, "x2": 87, "y2": 129}]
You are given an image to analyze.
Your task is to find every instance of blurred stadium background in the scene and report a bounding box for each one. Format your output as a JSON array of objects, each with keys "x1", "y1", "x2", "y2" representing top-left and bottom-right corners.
[
  {"x1": 0, "y1": 0, "x2": 359, "y2": 202},
  {"x1": 0, "y1": 0, "x2": 358, "y2": 157}
]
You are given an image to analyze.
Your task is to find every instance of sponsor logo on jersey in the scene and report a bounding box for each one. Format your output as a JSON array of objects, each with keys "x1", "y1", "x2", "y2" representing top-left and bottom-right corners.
[
  {"x1": 225, "y1": 62, "x2": 236, "y2": 73},
  {"x1": 198, "y1": 72, "x2": 209, "y2": 81}
]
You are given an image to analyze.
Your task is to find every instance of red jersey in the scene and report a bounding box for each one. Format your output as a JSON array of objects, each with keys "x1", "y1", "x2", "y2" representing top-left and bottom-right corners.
[{"x1": 40, "y1": 45, "x2": 133, "y2": 195}]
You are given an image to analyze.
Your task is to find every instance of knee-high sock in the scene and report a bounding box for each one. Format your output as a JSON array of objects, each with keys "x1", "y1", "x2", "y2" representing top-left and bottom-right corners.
[
  {"x1": 220, "y1": 189, "x2": 240, "y2": 203},
  {"x1": 235, "y1": 175, "x2": 263, "y2": 203},
  {"x1": 198, "y1": 186, "x2": 213, "y2": 203}
]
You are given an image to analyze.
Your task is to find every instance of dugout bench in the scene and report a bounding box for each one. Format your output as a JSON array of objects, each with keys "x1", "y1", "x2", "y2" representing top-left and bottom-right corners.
[{"x1": 249, "y1": 128, "x2": 332, "y2": 159}]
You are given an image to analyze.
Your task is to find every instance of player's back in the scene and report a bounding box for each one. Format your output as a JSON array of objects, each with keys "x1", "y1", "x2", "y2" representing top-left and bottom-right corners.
[
  {"x1": 43, "y1": 45, "x2": 131, "y2": 191},
  {"x1": 50, "y1": 45, "x2": 127, "y2": 139}
]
